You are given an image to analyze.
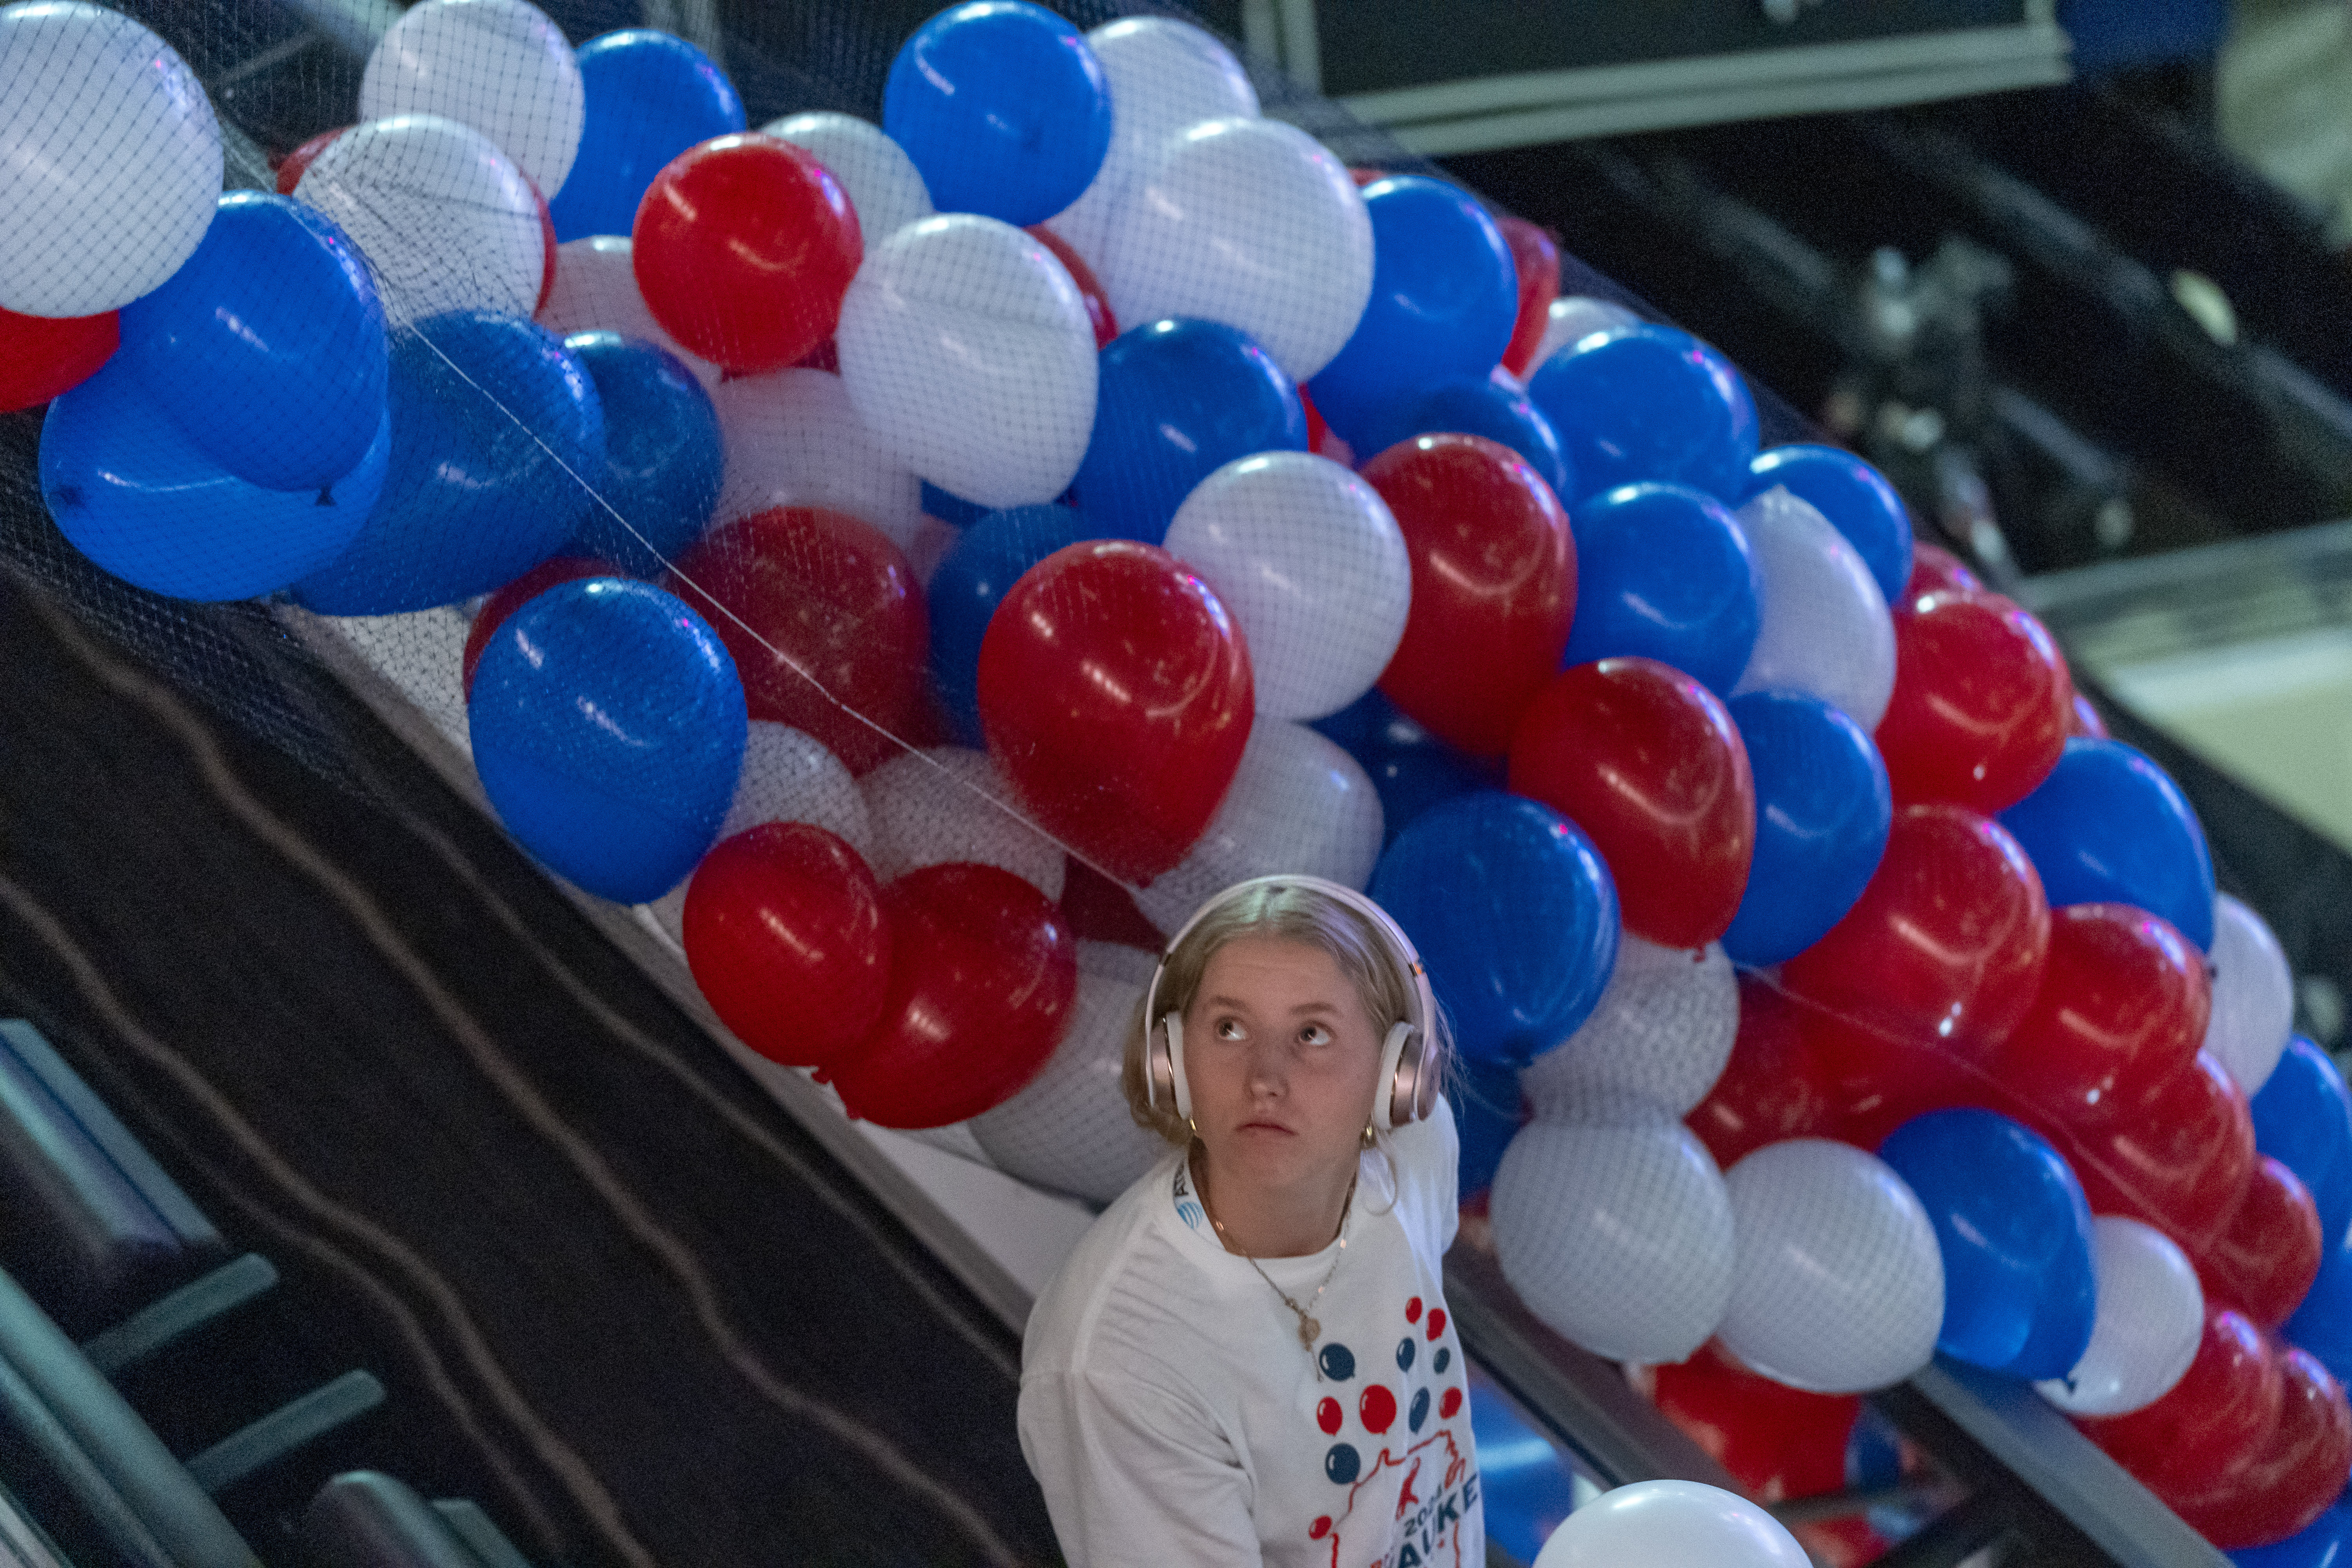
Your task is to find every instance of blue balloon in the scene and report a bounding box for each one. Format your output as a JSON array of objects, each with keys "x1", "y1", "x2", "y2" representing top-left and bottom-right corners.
[
  {"x1": 470, "y1": 578, "x2": 747, "y2": 902},
  {"x1": 2290, "y1": 1225, "x2": 2352, "y2": 1390},
  {"x1": 1722, "y1": 691, "x2": 1894, "y2": 967},
  {"x1": 927, "y1": 503, "x2": 1091, "y2": 744},
  {"x1": 1878, "y1": 1108, "x2": 2098, "y2": 1379},
  {"x1": 1310, "y1": 688, "x2": 1501, "y2": 847},
  {"x1": 1069, "y1": 318, "x2": 1306, "y2": 544},
  {"x1": 1997, "y1": 738, "x2": 2217, "y2": 950},
  {"x1": 296, "y1": 311, "x2": 605, "y2": 615},
  {"x1": 1744, "y1": 444, "x2": 1913, "y2": 606},
  {"x1": 118, "y1": 191, "x2": 387, "y2": 492},
  {"x1": 1308, "y1": 176, "x2": 1518, "y2": 433},
  {"x1": 882, "y1": 1, "x2": 1110, "y2": 227},
  {"x1": 2255, "y1": 1038, "x2": 2352, "y2": 1261},
  {"x1": 1454, "y1": 1055, "x2": 1524, "y2": 1200},
  {"x1": 562, "y1": 332, "x2": 722, "y2": 575},
  {"x1": 2232, "y1": 1505, "x2": 2352, "y2": 1568},
  {"x1": 38, "y1": 355, "x2": 389, "y2": 601},
  {"x1": 548, "y1": 30, "x2": 745, "y2": 242},
  {"x1": 1369, "y1": 791, "x2": 1619, "y2": 1067},
  {"x1": 921, "y1": 481, "x2": 993, "y2": 529},
  {"x1": 1342, "y1": 375, "x2": 1572, "y2": 500},
  {"x1": 1561, "y1": 482, "x2": 1760, "y2": 693},
  {"x1": 1526, "y1": 323, "x2": 1759, "y2": 503}
]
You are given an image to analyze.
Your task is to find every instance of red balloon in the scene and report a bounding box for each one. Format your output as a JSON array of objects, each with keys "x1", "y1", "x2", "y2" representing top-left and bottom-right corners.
[
  {"x1": 2171, "y1": 1348, "x2": 2352, "y2": 1550},
  {"x1": 1901, "y1": 541, "x2": 1980, "y2": 602},
  {"x1": 1875, "y1": 590, "x2": 2073, "y2": 814},
  {"x1": 2197, "y1": 1156, "x2": 2325, "y2": 1330},
  {"x1": 1, "y1": 304, "x2": 118, "y2": 413},
  {"x1": 2063, "y1": 1051, "x2": 2256, "y2": 1252},
  {"x1": 1300, "y1": 386, "x2": 1330, "y2": 456},
  {"x1": 1026, "y1": 225, "x2": 1116, "y2": 350},
  {"x1": 2068, "y1": 693, "x2": 2108, "y2": 739},
  {"x1": 976, "y1": 540, "x2": 1252, "y2": 884},
  {"x1": 274, "y1": 126, "x2": 346, "y2": 196},
  {"x1": 634, "y1": 133, "x2": 862, "y2": 373},
  {"x1": 1688, "y1": 977, "x2": 1843, "y2": 1169},
  {"x1": 1495, "y1": 215, "x2": 1562, "y2": 380},
  {"x1": 1808, "y1": 1005, "x2": 2002, "y2": 1150},
  {"x1": 827, "y1": 863, "x2": 1078, "y2": 1127},
  {"x1": 1349, "y1": 167, "x2": 1387, "y2": 187},
  {"x1": 1508, "y1": 658, "x2": 1755, "y2": 947},
  {"x1": 462, "y1": 555, "x2": 620, "y2": 697},
  {"x1": 1984, "y1": 903, "x2": 2210, "y2": 1129},
  {"x1": 1058, "y1": 855, "x2": 1161, "y2": 951},
  {"x1": 1651, "y1": 1342, "x2": 1860, "y2": 1502},
  {"x1": 1779, "y1": 804, "x2": 2050, "y2": 1056},
  {"x1": 527, "y1": 175, "x2": 559, "y2": 314},
  {"x1": 666, "y1": 507, "x2": 929, "y2": 776},
  {"x1": 1367, "y1": 433, "x2": 1576, "y2": 758},
  {"x1": 2080, "y1": 1304, "x2": 2281, "y2": 1497},
  {"x1": 682, "y1": 824, "x2": 889, "y2": 1070}
]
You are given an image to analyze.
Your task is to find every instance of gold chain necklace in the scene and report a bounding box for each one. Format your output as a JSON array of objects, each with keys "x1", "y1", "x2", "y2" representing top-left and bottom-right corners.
[{"x1": 1194, "y1": 1150, "x2": 1356, "y2": 1365}]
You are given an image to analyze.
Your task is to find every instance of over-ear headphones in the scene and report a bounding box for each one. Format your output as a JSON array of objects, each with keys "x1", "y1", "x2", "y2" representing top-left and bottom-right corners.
[{"x1": 1143, "y1": 875, "x2": 1439, "y2": 1135}]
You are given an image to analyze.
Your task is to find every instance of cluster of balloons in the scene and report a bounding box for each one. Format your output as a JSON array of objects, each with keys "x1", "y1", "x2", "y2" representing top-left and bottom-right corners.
[{"x1": 11, "y1": 0, "x2": 2350, "y2": 1551}]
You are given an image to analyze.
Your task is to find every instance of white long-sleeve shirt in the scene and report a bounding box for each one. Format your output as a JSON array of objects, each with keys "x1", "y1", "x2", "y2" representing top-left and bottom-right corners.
[{"x1": 1019, "y1": 1102, "x2": 1482, "y2": 1568}]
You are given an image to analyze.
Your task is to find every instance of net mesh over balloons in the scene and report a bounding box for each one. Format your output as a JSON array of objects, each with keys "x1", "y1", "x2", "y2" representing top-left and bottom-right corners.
[
  {"x1": 15, "y1": 4, "x2": 2338, "y2": 1538},
  {"x1": 0, "y1": 0, "x2": 1682, "y2": 1163}
]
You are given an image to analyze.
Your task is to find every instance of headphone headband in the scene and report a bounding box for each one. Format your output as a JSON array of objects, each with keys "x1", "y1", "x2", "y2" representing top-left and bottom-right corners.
[{"x1": 1143, "y1": 875, "x2": 1439, "y2": 1131}]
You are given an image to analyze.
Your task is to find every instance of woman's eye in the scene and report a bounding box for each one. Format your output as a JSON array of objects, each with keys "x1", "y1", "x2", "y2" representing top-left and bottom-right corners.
[
  {"x1": 1214, "y1": 1018, "x2": 1246, "y2": 1041},
  {"x1": 1298, "y1": 1024, "x2": 1332, "y2": 1047}
]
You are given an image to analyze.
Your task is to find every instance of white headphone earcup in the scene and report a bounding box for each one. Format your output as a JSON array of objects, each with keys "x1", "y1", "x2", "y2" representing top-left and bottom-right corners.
[
  {"x1": 1375, "y1": 1019, "x2": 1423, "y2": 1131},
  {"x1": 1161, "y1": 1012, "x2": 1192, "y2": 1123}
]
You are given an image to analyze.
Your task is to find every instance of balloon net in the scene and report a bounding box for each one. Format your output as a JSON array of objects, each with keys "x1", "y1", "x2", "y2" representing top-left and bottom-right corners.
[{"x1": 4, "y1": 0, "x2": 2347, "y2": 1553}]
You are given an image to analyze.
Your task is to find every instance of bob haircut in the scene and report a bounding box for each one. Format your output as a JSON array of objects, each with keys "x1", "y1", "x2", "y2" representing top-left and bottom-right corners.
[{"x1": 1120, "y1": 880, "x2": 1455, "y2": 1148}]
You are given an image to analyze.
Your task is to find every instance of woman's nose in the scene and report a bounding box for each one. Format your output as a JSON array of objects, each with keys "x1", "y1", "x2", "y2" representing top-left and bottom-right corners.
[{"x1": 1243, "y1": 1044, "x2": 1287, "y2": 1095}]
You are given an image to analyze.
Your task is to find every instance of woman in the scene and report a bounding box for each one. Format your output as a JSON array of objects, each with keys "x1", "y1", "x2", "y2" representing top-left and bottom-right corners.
[{"x1": 1020, "y1": 876, "x2": 1482, "y2": 1568}]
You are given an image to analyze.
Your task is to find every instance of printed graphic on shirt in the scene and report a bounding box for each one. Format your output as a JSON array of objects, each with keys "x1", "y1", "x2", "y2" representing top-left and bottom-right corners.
[
  {"x1": 1172, "y1": 1161, "x2": 1207, "y2": 1233},
  {"x1": 1302, "y1": 1297, "x2": 1477, "y2": 1568},
  {"x1": 1307, "y1": 1426, "x2": 1477, "y2": 1568}
]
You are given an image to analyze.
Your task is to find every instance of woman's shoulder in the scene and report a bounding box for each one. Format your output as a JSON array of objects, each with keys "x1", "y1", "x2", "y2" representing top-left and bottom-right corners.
[
  {"x1": 1023, "y1": 1151, "x2": 1198, "y2": 1378},
  {"x1": 1377, "y1": 1094, "x2": 1461, "y2": 1258}
]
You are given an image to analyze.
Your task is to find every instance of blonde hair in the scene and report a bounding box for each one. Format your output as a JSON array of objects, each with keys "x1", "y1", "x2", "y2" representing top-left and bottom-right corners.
[{"x1": 1120, "y1": 881, "x2": 1454, "y2": 1147}]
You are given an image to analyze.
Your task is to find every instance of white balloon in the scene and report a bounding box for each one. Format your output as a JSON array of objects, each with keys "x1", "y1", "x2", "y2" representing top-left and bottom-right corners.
[
  {"x1": 537, "y1": 236, "x2": 719, "y2": 391},
  {"x1": 1731, "y1": 486, "x2": 1897, "y2": 730},
  {"x1": 1099, "y1": 118, "x2": 1372, "y2": 383},
  {"x1": 0, "y1": 1, "x2": 221, "y2": 316},
  {"x1": 837, "y1": 216, "x2": 1098, "y2": 510},
  {"x1": 297, "y1": 114, "x2": 543, "y2": 327},
  {"x1": 1533, "y1": 296, "x2": 1640, "y2": 374},
  {"x1": 1532, "y1": 1480, "x2": 1810, "y2": 1568},
  {"x1": 1134, "y1": 719, "x2": 1383, "y2": 936},
  {"x1": 1162, "y1": 453, "x2": 1410, "y2": 721},
  {"x1": 710, "y1": 367, "x2": 924, "y2": 551},
  {"x1": 762, "y1": 112, "x2": 935, "y2": 250},
  {"x1": 1047, "y1": 17, "x2": 1259, "y2": 272},
  {"x1": 969, "y1": 941, "x2": 1166, "y2": 1203},
  {"x1": 1491, "y1": 1116, "x2": 1735, "y2": 1365},
  {"x1": 860, "y1": 746, "x2": 1065, "y2": 900},
  {"x1": 1521, "y1": 933, "x2": 1736, "y2": 1120},
  {"x1": 2203, "y1": 893, "x2": 2294, "y2": 1096},
  {"x1": 647, "y1": 721, "x2": 870, "y2": 936},
  {"x1": 1720, "y1": 1140, "x2": 1945, "y2": 1393},
  {"x1": 2036, "y1": 1216, "x2": 2203, "y2": 1417},
  {"x1": 359, "y1": 0, "x2": 584, "y2": 198}
]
